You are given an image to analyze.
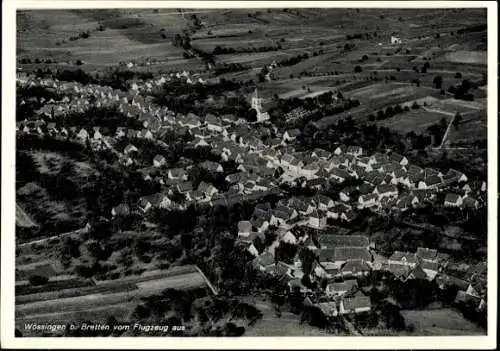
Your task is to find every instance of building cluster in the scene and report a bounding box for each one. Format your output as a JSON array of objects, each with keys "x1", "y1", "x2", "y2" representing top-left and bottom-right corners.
[{"x1": 16, "y1": 73, "x2": 487, "y2": 321}]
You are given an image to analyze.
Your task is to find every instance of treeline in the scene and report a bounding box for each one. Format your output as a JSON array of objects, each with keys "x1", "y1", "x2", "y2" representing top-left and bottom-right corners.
[
  {"x1": 152, "y1": 78, "x2": 257, "y2": 118},
  {"x1": 32, "y1": 68, "x2": 154, "y2": 91},
  {"x1": 59, "y1": 106, "x2": 143, "y2": 133},
  {"x1": 457, "y1": 23, "x2": 487, "y2": 35},
  {"x1": 367, "y1": 102, "x2": 420, "y2": 122},
  {"x1": 278, "y1": 53, "x2": 310, "y2": 67},
  {"x1": 212, "y1": 45, "x2": 280, "y2": 55},
  {"x1": 214, "y1": 63, "x2": 250, "y2": 76}
]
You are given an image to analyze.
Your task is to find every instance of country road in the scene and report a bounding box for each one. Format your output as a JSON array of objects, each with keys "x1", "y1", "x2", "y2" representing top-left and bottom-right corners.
[{"x1": 18, "y1": 225, "x2": 90, "y2": 248}]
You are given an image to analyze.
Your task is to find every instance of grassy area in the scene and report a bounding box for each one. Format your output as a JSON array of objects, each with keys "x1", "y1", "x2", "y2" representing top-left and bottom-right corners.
[
  {"x1": 242, "y1": 296, "x2": 331, "y2": 336},
  {"x1": 401, "y1": 308, "x2": 486, "y2": 336}
]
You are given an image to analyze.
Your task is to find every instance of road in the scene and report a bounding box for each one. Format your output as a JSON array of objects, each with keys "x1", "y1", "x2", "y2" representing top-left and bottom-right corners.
[{"x1": 18, "y1": 225, "x2": 90, "y2": 248}]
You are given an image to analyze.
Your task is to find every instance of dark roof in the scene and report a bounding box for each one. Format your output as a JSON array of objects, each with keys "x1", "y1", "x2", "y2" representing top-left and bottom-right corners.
[
  {"x1": 389, "y1": 251, "x2": 418, "y2": 264},
  {"x1": 416, "y1": 247, "x2": 438, "y2": 261},
  {"x1": 342, "y1": 291, "x2": 371, "y2": 311},
  {"x1": 342, "y1": 260, "x2": 371, "y2": 274},
  {"x1": 375, "y1": 184, "x2": 398, "y2": 194},
  {"x1": 318, "y1": 248, "x2": 371, "y2": 262},
  {"x1": 444, "y1": 193, "x2": 461, "y2": 203},
  {"x1": 318, "y1": 235, "x2": 369, "y2": 248}
]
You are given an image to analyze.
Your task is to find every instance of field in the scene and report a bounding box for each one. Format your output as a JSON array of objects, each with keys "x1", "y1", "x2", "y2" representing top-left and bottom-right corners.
[
  {"x1": 242, "y1": 296, "x2": 332, "y2": 336},
  {"x1": 445, "y1": 111, "x2": 487, "y2": 145},
  {"x1": 401, "y1": 308, "x2": 486, "y2": 335},
  {"x1": 377, "y1": 109, "x2": 451, "y2": 134},
  {"x1": 15, "y1": 265, "x2": 213, "y2": 326}
]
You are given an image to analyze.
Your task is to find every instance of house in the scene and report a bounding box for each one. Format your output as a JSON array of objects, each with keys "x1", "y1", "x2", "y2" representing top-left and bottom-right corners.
[
  {"x1": 301, "y1": 162, "x2": 320, "y2": 178},
  {"x1": 205, "y1": 113, "x2": 223, "y2": 133},
  {"x1": 313, "y1": 195, "x2": 335, "y2": 211},
  {"x1": 153, "y1": 155, "x2": 166, "y2": 168},
  {"x1": 251, "y1": 216, "x2": 270, "y2": 233},
  {"x1": 389, "y1": 152, "x2": 408, "y2": 166},
  {"x1": 238, "y1": 220, "x2": 253, "y2": 238},
  {"x1": 308, "y1": 211, "x2": 327, "y2": 229},
  {"x1": 282, "y1": 129, "x2": 301, "y2": 143},
  {"x1": 374, "y1": 184, "x2": 398, "y2": 199},
  {"x1": 455, "y1": 290, "x2": 486, "y2": 312},
  {"x1": 340, "y1": 260, "x2": 371, "y2": 278},
  {"x1": 252, "y1": 252, "x2": 275, "y2": 272},
  {"x1": 418, "y1": 175, "x2": 442, "y2": 189},
  {"x1": 304, "y1": 178, "x2": 326, "y2": 190},
  {"x1": 339, "y1": 291, "x2": 371, "y2": 315},
  {"x1": 396, "y1": 195, "x2": 419, "y2": 211},
  {"x1": 333, "y1": 145, "x2": 346, "y2": 155},
  {"x1": 315, "y1": 302, "x2": 339, "y2": 318},
  {"x1": 340, "y1": 211, "x2": 356, "y2": 222},
  {"x1": 444, "y1": 193, "x2": 463, "y2": 207},
  {"x1": 391, "y1": 36, "x2": 402, "y2": 44},
  {"x1": 167, "y1": 168, "x2": 187, "y2": 180},
  {"x1": 330, "y1": 168, "x2": 351, "y2": 183},
  {"x1": 421, "y1": 261, "x2": 440, "y2": 280},
  {"x1": 389, "y1": 264, "x2": 428, "y2": 282},
  {"x1": 447, "y1": 168, "x2": 468, "y2": 183},
  {"x1": 462, "y1": 196, "x2": 479, "y2": 209},
  {"x1": 416, "y1": 247, "x2": 438, "y2": 263},
  {"x1": 318, "y1": 248, "x2": 371, "y2": 265},
  {"x1": 111, "y1": 203, "x2": 130, "y2": 217},
  {"x1": 200, "y1": 160, "x2": 224, "y2": 173},
  {"x1": 346, "y1": 146, "x2": 363, "y2": 157},
  {"x1": 358, "y1": 194, "x2": 378, "y2": 208},
  {"x1": 124, "y1": 144, "x2": 139, "y2": 154},
  {"x1": 271, "y1": 206, "x2": 298, "y2": 226},
  {"x1": 127, "y1": 129, "x2": 140, "y2": 138},
  {"x1": 116, "y1": 127, "x2": 127, "y2": 138},
  {"x1": 182, "y1": 113, "x2": 201, "y2": 129},
  {"x1": 175, "y1": 181, "x2": 193, "y2": 194},
  {"x1": 312, "y1": 148, "x2": 331, "y2": 160},
  {"x1": 76, "y1": 128, "x2": 89, "y2": 141},
  {"x1": 197, "y1": 182, "x2": 218, "y2": 198},
  {"x1": 317, "y1": 234, "x2": 369, "y2": 249},
  {"x1": 387, "y1": 251, "x2": 418, "y2": 267},
  {"x1": 281, "y1": 231, "x2": 297, "y2": 245},
  {"x1": 325, "y1": 279, "x2": 358, "y2": 297}
]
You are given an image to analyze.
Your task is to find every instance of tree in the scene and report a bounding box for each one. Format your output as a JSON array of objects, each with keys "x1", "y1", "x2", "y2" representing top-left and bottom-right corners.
[
  {"x1": 452, "y1": 112, "x2": 463, "y2": 129},
  {"x1": 354, "y1": 65, "x2": 363, "y2": 73},
  {"x1": 433, "y1": 76, "x2": 444, "y2": 89}
]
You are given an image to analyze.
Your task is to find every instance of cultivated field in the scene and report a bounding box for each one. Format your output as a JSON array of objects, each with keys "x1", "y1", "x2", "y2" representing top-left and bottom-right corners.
[{"x1": 15, "y1": 265, "x2": 214, "y2": 326}]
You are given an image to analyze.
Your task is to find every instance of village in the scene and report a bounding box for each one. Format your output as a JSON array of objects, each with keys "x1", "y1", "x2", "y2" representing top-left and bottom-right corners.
[
  {"x1": 15, "y1": 69, "x2": 487, "y2": 330},
  {"x1": 13, "y1": 7, "x2": 489, "y2": 337}
]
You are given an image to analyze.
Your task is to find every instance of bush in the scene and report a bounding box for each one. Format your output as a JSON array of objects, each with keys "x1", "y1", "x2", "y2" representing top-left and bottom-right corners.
[
  {"x1": 29, "y1": 274, "x2": 49, "y2": 286},
  {"x1": 354, "y1": 65, "x2": 363, "y2": 73},
  {"x1": 75, "y1": 59, "x2": 84, "y2": 66},
  {"x1": 455, "y1": 72, "x2": 462, "y2": 79}
]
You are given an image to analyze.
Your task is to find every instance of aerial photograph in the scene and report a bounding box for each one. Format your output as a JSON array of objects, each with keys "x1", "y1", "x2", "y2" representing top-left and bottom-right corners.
[{"x1": 14, "y1": 7, "x2": 488, "y2": 337}]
